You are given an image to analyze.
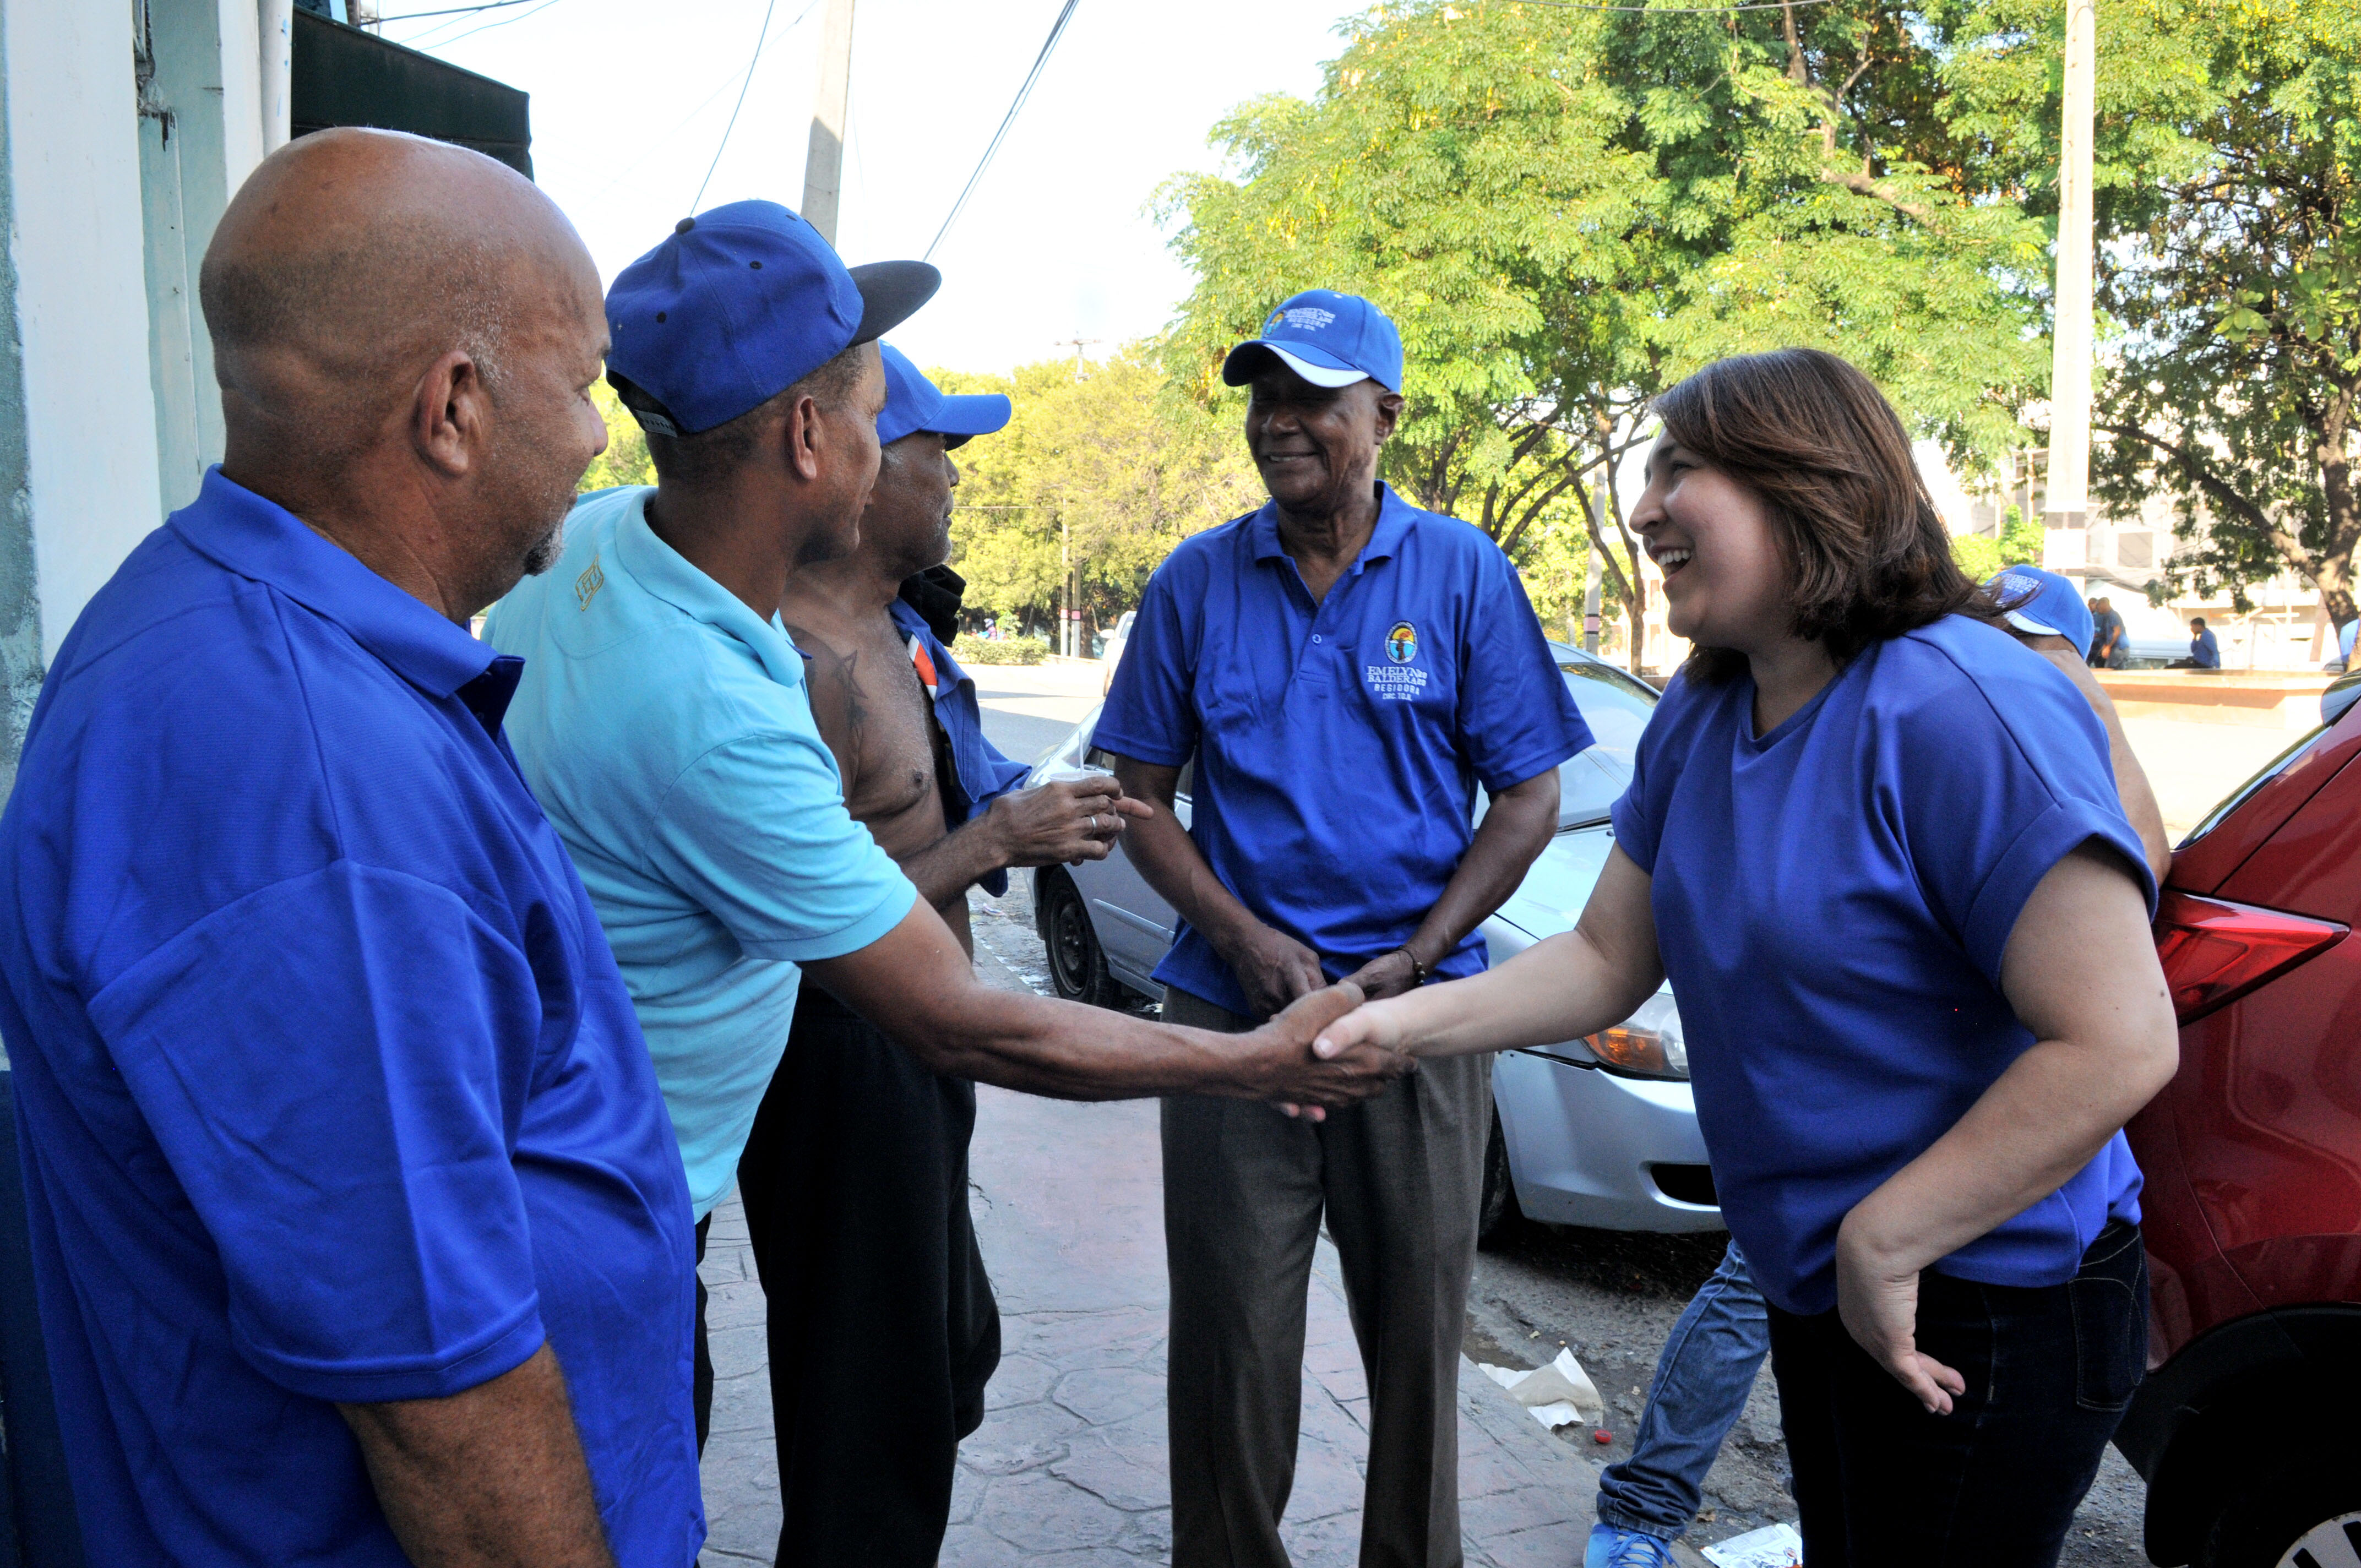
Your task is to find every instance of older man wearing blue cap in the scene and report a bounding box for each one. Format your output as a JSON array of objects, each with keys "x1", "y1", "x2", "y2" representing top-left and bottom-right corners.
[
  {"x1": 1987, "y1": 567, "x2": 2169, "y2": 881},
  {"x1": 486, "y1": 216, "x2": 1411, "y2": 1564},
  {"x1": 1097, "y1": 290, "x2": 1593, "y2": 1566}
]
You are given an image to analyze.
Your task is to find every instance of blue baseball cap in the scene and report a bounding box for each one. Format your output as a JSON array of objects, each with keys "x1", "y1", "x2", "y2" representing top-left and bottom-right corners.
[
  {"x1": 1220, "y1": 288, "x2": 1404, "y2": 393},
  {"x1": 876, "y1": 344, "x2": 1011, "y2": 450},
  {"x1": 1987, "y1": 565, "x2": 2095, "y2": 659},
  {"x1": 605, "y1": 200, "x2": 940, "y2": 437}
]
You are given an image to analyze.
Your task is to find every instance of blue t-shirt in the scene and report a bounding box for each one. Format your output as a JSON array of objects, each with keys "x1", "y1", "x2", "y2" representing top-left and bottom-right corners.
[
  {"x1": 889, "y1": 597, "x2": 1031, "y2": 896},
  {"x1": 1611, "y1": 617, "x2": 2157, "y2": 1314},
  {"x1": 1096, "y1": 485, "x2": 1591, "y2": 1016},
  {"x1": 485, "y1": 487, "x2": 917, "y2": 1217},
  {"x1": 2191, "y1": 628, "x2": 2221, "y2": 668},
  {"x1": 0, "y1": 471, "x2": 701, "y2": 1565}
]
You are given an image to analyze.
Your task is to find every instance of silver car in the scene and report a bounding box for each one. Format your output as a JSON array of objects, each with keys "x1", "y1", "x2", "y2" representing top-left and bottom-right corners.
[{"x1": 1026, "y1": 643, "x2": 1724, "y2": 1239}]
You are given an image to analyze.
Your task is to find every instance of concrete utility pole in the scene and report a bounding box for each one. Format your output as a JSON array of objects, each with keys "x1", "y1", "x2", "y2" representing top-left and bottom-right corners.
[
  {"x1": 1584, "y1": 481, "x2": 1606, "y2": 654},
  {"x1": 802, "y1": 0, "x2": 856, "y2": 244},
  {"x1": 2046, "y1": 0, "x2": 2097, "y2": 532}
]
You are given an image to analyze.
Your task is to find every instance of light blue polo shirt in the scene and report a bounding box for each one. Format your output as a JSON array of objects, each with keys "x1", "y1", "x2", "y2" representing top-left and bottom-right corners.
[{"x1": 485, "y1": 486, "x2": 917, "y2": 1217}]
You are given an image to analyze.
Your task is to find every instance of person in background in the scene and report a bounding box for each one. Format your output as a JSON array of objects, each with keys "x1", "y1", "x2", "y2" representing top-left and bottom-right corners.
[
  {"x1": 1316, "y1": 348, "x2": 2178, "y2": 1567},
  {"x1": 2088, "y1": 595, "x2": 2130, "y2": 669},
  {"x1": 0, "y1": 129, "x2": 704, "y2": 1566},
  {"x1": 1580, "y1": 560, "x2": 2171, "y2": 1568},
  {"x1": 483, "y1": 208, "x2": 1410, "y2": 1515},
  {"x1": 1097, "y1": 289, "x2": 1592, "y2": 1567},
  {"x1": 743, "y1": 344, "x2": 1136, "y2": 1562},
  {"x1": 2187, "y1": 616, "x2": 2222, "y2": 670}
]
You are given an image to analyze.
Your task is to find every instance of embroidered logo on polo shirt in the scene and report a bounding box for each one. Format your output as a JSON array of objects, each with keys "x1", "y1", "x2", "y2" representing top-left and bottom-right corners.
[
  {"x1": 1367, "y1": 620, "x2": 1428, "y2": 701},
  {"x1": 574, "y1": 553, "x2": 606, "y2": 611}
]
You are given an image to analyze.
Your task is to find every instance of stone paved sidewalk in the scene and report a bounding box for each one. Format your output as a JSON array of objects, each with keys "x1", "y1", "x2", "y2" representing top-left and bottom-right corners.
[{"x1": 695, "y1": 940, "x2": 1618, "y2": 1566}]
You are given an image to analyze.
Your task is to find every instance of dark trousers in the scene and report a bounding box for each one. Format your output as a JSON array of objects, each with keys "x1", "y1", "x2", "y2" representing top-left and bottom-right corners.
[
  {"x1": 694, "y1": 1214, "x2": 712, "y2": 1452},
  {"x1": 1160, "y1": 987, "x2": 1490, "y2": 1568},
  {"x1": 737, "y1": 984, "x2": 1002, "y2": 1568},
  {"x1": 1766, "y1": 1219, "x2": 2148, "y2": 1567}
]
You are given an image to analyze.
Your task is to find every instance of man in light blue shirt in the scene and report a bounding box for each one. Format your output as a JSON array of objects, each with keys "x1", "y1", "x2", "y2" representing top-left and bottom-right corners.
[{"x1": 485, "y1": 204, "x2": 1411, "y2": 1508}]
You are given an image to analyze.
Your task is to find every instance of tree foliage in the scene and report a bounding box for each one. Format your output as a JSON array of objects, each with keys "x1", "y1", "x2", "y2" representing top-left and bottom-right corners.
[
  {"x1": 1158, "y1": 0, "x2": 2057, "y2": 666},
  {"x1": 937, "y1": 350, "x2": 1264, "y2": 636},
  {"x1": 2084, "y1": 0, "x2": 2361, "y2": 622},
  {"x1": 1949, "y1": 506, "x2": 2046, "y2": 582},
  {"x1": 579, "y1": 378, "x2": 654, "y2": 493}
]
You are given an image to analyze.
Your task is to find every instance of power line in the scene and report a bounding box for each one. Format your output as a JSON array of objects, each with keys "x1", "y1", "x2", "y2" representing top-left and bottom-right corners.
[
  {"x1": 923, "y1": 0, "x2": 1079, "y2": 263},
  {"x1": 690, "y1": 0, "x2": 806, "y2": 214},
  {"x1": 374, "y1": 0, "x2": 538, "y2": 23},
  {"x1": 396, "y1": 0, "x2": 565, "y2": 49}
]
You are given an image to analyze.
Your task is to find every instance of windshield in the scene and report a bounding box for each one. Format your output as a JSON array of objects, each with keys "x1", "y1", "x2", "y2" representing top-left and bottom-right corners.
[{"x1": 1559, "y1": 660, "x2": 1655, "y2": 774}]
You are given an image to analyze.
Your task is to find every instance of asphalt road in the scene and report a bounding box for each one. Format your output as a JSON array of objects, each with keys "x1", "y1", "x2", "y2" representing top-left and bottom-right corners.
[{"x1": 968, "y1": 673, "x2": 2153, "y2": 1567}]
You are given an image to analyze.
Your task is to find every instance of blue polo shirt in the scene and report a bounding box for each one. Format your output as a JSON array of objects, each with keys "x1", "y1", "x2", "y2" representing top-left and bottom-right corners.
[
  {"x1": 1096, "y1": 485, "x2": 1590, "y2": 1016},
  {"x1": 0, "y1": 470, "x2": 701, "y2": 1566},
  {"x1": 890, "y1": 597, "x2": 1030, "y2": 895},
  {"x1": 485, "y1": 487, "x2": 917, "y2": 1218},
  {"x1": 2192, "y1": 628, "x2": 2221, "y2": 668},
  {"x1": 1611, "y1": 616, "x2": 2157, "y2": 1316}
]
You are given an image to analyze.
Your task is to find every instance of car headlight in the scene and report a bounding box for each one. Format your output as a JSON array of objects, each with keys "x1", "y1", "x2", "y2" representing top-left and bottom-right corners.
[{"x1": 1584, "y1": 989, "x2": 1688, "y2": 1080}]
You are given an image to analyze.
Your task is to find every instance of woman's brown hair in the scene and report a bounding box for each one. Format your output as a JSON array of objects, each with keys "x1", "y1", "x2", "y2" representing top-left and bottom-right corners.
[{"x1": 1653, "y1": 347, "x2": 2004, "y2": 684}]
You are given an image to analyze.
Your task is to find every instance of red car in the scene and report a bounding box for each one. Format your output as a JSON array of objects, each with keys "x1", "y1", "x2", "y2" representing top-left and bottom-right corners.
[{"x1": 2120, "y1": 677, "x2": 2361, "y2": 1568}]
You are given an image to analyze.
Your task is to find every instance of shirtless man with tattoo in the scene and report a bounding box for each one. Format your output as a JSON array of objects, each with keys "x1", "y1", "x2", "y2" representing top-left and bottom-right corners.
[{"x1": 744, "y1": 344, "x2": 1149, "y2": 1564}]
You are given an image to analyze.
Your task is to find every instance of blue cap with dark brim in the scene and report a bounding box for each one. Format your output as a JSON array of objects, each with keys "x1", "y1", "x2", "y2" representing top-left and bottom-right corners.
[
  {"x1": 606, "y1": 201, "x2": 939, "y2": 437},
  {"x1": 877, "y1": 343, "x2": 1011, "y2": 449},
  {"x1": 1987, "y1": 565, "x2": 2097, "y2": 660}
]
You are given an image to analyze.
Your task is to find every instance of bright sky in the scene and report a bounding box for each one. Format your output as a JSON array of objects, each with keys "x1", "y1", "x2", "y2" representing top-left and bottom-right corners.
[{"x1": 379, "y1": 0, "x2": 1364, "y2": 374}]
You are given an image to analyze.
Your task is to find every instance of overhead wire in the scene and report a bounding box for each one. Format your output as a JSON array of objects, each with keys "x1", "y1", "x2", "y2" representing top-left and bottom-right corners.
[
  {"x1": 922, "y1": 0, "x2": 1080, "y2": 263},
  {"x1": 689, "y1": 0, "x2": 804, "y2": 214},
  {"x1": 373, "y1": 0, "x2": 540, "y2": 23},
  {"x1": 391, "y1": 0, "x2": 566, "y2": 49}
]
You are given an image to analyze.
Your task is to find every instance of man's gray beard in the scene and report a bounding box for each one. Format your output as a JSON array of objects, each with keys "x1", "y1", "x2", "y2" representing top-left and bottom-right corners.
[{"x1": 521, "y1": 516, "x2": 565, "y2": 576}]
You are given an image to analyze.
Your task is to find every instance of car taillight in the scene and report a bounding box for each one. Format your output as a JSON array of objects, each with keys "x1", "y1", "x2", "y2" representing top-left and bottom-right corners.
[{"x1": 2152, "y1": 889, "x2": 2348, "y2": 1025}]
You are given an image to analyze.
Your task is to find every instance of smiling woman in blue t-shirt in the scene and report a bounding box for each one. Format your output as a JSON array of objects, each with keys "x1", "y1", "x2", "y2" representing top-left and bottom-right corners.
[{"x1": 1314, "y1": 348, "x2": 2180, "y2": 1566}]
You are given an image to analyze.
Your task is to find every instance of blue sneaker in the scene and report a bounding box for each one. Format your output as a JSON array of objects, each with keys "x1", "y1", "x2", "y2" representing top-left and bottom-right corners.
[{"x1": 1585, "y1": 1523, "x2": 1677, "y2": 1568}]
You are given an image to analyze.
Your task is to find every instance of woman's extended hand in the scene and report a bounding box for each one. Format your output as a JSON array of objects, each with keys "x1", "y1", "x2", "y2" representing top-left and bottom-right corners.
[
  {"x1": 1310, "y1": 998, "x2": 1406, "y2": 1061},
  {"x1": 1834, "y1": 1216, "x2": 1967, "y2": 1415}
]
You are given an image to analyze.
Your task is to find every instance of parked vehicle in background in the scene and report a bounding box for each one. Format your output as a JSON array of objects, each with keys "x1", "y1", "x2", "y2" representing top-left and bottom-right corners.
[
  {"x1": 1099, "y1": 609, "x2": 1136, "y2": 695},
  {"x1": 1029, "y1": 642, "x2": 1723, "y2": 1238},
  {"x1": 2119, "y1": 682, "x2": 2361, "y2": 1567}
]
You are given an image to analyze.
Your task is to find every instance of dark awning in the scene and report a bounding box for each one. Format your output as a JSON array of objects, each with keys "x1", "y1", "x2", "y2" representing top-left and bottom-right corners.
[{"x1": 291, "y1": 9, "x2": 531, "y2": 179}]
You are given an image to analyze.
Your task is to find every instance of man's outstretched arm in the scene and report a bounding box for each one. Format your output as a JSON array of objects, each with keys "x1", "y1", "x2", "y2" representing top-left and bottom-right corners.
[
  {"x1": 340, "y1": 1343, "x2": 613, "y2": 1568},
  {"x1": 806, "y1": 897, "x2": 1406, "y2": 1108}
]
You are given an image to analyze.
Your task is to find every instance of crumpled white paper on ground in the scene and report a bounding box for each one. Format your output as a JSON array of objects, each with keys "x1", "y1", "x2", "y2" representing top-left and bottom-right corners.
[
  {"x1": 1473, "y1": 1347, "x2": 1604, "y2": 1430},
  {"x1": 1700, "y1": 1521, "x2": 1804, "y2": 1568}
]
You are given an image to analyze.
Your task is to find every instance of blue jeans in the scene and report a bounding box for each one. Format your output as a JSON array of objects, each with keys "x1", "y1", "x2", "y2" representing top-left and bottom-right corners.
[{"x1": 1593, "y1": 1239, "x2": 1770, "y2": 1540}]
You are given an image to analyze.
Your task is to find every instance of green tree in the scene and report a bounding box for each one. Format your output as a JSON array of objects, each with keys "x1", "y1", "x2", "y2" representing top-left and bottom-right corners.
[
  {"x1": 578, "y1": 378, "x2": 653, "y2": 493},
  {"x1": 1159, "y1": 0, "x2": 2054, "y2": 669},
  {"x1": 1949, "y1": 505, "x2": 2046, "y2": 582},
  {"x1": 2080, "y1": 0, "x2": 2361, "y2": 622},
  {"x1": 939, "y1": 349, "x2": 1263, "y2": 637}
]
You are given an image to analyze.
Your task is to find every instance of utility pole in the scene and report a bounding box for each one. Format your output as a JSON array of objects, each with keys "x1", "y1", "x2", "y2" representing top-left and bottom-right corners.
[
  {"x1": 2046, "y1": 0, "x2": 2097, "y2": 534},
  {"x1": 802, "y1": 0, "x2": 856, "y2": 244},
  {"x1": 1584, "y1": 478, "x2": 1606, "y2": 655},
  {"x1": 1056, "y1": 337, "x2": 1103, "y2": 378}
]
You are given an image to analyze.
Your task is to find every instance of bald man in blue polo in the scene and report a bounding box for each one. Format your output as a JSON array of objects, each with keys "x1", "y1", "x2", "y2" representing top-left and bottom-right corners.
[{"x1": 1099, "y1": 291, "x2": 1592, "y2": 1566}]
